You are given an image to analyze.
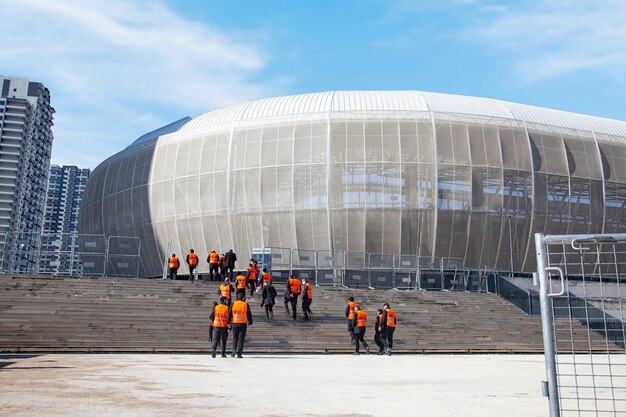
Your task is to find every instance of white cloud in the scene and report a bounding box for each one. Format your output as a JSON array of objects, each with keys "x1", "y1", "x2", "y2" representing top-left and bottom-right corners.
[
  {"x1": 465, "y1": 0, "x2": 626, "y2": 83},
  {"x1": 0, "y1": 0, "x2": 285, "y2": 168}
]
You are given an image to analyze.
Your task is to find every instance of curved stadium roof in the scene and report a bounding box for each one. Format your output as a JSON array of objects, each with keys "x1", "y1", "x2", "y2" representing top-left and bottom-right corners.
[{"x1": 181, "y1": 91, "x2": 626, "y2": 140}]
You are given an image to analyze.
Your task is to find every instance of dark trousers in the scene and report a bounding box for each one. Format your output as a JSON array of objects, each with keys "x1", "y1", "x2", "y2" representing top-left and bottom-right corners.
[
  {"x1": 290, "y1": 294, "x2": 299, "y2": 320},
  {"x1": 354, "y1": 328, "x2": 368, "y2": 353},
  {"x1": 232, "y1": 324, "x2": 247, "y2": 356},
  {"x1": 168, "y1": 267, "x2": 178, "y2": 280},
  {"x1": 226, "y1": 266, "x2": 234, "y2": 280},
  {"x1": 248, "y1": 279, "x2": 256, "y2": 296},
  {"x1": 264, "y1": 304, "x2": 274, "y2": 321},
  {"x1": 382, "y1": 327, "x2": 395, "y2": 350},
  {"x1": 188, "y1": 265, "x2": 197, "y2": 281},
  {"x1": 284, "y1": 298, "x2": 291, "y2": 314},
  {"x1": 302, "y1": 297, "x2": 312, "y2": 320},
  {"x1": 374, "y1": 331, "x2": 384, "y2": 353},
  {"x1": 212, "y1": 327, "x2": 228, "y2": 356},
  {"x1": 347, "y1": 320, "x2": 355, "y2": 344},
  {"x1": 236, "y1": 288, "x2": 246, "y2": 300},
  {"x1": 209, "y1": 264, "x2": 218, "y2": 280}
]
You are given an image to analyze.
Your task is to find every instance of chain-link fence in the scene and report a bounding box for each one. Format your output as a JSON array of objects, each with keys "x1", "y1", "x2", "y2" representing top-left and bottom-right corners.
[
  {"x1": 0, "y1": 232, "x2": 141, "y2": 278},
  {"x1": 535, "y1": 233, "x2": 626, "y2": 417}
]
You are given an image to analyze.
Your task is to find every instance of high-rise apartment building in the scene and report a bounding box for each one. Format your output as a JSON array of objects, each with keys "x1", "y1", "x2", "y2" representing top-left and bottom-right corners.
[
  {"x1": 40, "y1": 165, "x2": 90, "y2": 274},
  {"x1": 0, "y1": 76, "x2": 55, "y2": 272}
]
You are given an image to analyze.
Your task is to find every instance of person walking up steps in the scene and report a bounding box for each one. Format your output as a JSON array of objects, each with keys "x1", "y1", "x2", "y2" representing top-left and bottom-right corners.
[
  {"x1": 352, "y1": 305, "x2": 369, "y2": 355},
  {"x1": 287, "y1": 275, "x2": 301, "y2": 320},
  {"x1": 218, "y1": 278, "x2": 234, "y2": 307},
  {"x1": 301, "y1": 278, "x2": 313, "y2": 320},
  {"x1": 345, "y1": 296, "x2": 359, "y2": 345},
  {"x1": 380, "y1": 302, "x2": 397, "y2": 356},
  {"x1": 246, "y1": 261, "x2": 258, "y2": 297},
  {"x1": 168, "y1": 254, "x2": 180, "y2": 280},
  {"x1": 235, "y1": 272, "x2": 247, "y2": 300},
  {"x1": 260, "y1": 279, "x2": 277, "y2": 322},
  {"x1": 225, "y1": 249, "x2": 237, "y2": 280},
  {"x1": 210, "y1": 297, "x2": 229, "y2": 358},
  {"x1": 374, "y1": 308, "x2": 385, "y2": 355},
  {"x1": 186, "y1": 249, "x2": 199, "y2": 282},
  {"x1": 229, "y1": 293, "x2": 253, "y2": 358},
  {"x1": 208, "y1": 250, "x2": 219, "y2": 281}
]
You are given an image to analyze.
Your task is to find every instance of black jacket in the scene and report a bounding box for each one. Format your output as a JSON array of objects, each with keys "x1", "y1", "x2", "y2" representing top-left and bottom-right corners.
[
  {"x1": 261, "y1": 284, "x2": 277, "y2": 307},
  {"x1": 225, "y1": 250, "x2": 237, "y2": 268}
]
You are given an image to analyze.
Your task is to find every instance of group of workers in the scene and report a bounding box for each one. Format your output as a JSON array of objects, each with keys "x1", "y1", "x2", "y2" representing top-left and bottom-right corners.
[
  {"x1": 167, "y1": 249, "x2": 238, "y2": 281},
  {"x1": 346, "y1": 297, "x2": 397, "y2": 355},
  {"x1": 169, "y1": 249, "x2": 397, "y2": 358}
]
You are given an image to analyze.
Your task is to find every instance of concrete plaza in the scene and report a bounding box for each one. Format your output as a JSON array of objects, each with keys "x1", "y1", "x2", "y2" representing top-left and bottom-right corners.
[{"x1": 0, "y1": 353, "x2": 549, "y2": 417}]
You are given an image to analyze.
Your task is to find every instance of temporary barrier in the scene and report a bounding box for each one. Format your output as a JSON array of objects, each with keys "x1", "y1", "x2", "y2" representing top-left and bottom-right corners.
[
  {"x1": 368, "y1": 253, "x2": 394, "y2": 289},
  {"x1": 105, "y1": 236, "x2": 141, "y2": 278},
  {"x1": 393, "y1": 254, "x2": 419, "y2": 290},
  {"x1": 535, "y1": 233, "x2": 626, "y2": 417},
  {"x1": 343, "y1": 252, "x2": 370, "y2": 288},
  {"x1": 418, "y1": 256, "x2": 441, "y2": 290},
  {"x1": 259, "y1": 247, "x2": 291, "y2": 284},
  {"x1": 315, "y1": 250, "x2": 343, "y2": 286},
  {"x1": 441, "y1": 257, "x2": 468, "y2": 291},
  {"x1": 291, "y1": 249, "x2": 317, "y2": 282}
]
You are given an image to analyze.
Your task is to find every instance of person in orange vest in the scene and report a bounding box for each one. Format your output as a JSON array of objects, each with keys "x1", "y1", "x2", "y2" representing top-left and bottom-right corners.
[
  {"x1": 352, "y1": 305, "x2": 369, "y2": 355},
  {"x1": 260, "y1": 278, "x2": 277, "y2": 322},
  {"x1": 219, "y1": 253, "x2": 227, "y2": 277},
  {"x1": 210, "y1": 297, "x2": 230, "y2": 358},
  {"x1": 168, "y1": 254, "x2": 180, "y2": 280},
  {"x1": 235, "y1": 271, "x2": 247, "y2": 301},
  {"x1": 208, "y1": 301, "x2": 218, "y2": 346},
  {"x1": 186, "y1": 249, "x2": 199, "y2": 282},
  {"x1": 228, "y1": 292, "x2": 253, "y2": 358},
  {"x1": 218, "y1": 278, "x2": 234, "y2": 307},
  {"x1": 287, "y1": 275, "x2": 301, "y2": 320},
  {"x1": 380, "y1": 302, "x2": 397, "y2": 356},
  {"x1": 246, "y1": 261, "x2": 258, "y2": 297},
  {"x1": 374, "y1": 308, "x2": 385, "y2": 355},
  {"x1": 259, "y1": 268, "x2": 271, "y2": 288},
  {"x1": 301, "y1": 277, "x2": 313, "y2": 321},
  {"x1": 345, "y1": 296, "x2": 359, "y2": 345},
  {"x1": 208, "y1": 250, "x2": 220, "y2": 281}
]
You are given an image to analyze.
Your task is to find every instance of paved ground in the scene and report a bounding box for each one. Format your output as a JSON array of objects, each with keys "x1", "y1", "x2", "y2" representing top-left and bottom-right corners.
[{"x1": 0, "y1": 353, "x2": 549, "y2": 416}]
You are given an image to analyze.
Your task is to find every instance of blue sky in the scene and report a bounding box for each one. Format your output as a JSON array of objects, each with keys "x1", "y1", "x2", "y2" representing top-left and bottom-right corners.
[{"x1": 2, "y1": 0, "x2": 626, "y2": 169}]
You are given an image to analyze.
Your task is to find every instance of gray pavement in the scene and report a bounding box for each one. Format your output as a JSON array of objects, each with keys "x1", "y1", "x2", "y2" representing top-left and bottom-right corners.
[{"x1": 0, "y1": 353, "x2": 549, "y2": 417}]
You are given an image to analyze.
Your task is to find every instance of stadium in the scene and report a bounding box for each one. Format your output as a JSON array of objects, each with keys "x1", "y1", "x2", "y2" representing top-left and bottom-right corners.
[{"x1": 79, "y1": 91, "x2": 626, "y2": 278}]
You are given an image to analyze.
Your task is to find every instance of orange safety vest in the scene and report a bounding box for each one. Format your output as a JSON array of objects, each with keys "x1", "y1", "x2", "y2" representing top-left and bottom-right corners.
[
  {"x1": 289, "y1": 278, "x2": 301, "y2": 294},
  {"x1": 248, "y1": 266, "x2": 257, "y2": 280},
  {"x1": 261, "y1": 272, "x2": 271, "y2": 286},
  {"x1": 209, "y1": 252, "x2": 219, "y2": 264},
  {"x1": 347, "y1": 301, "x2": 359, "y2": 319},
  {"x1": 212, "y1": 304, "x2": 229, "y2": 327},
  {"x1": 355, "y1": 310, "x2": 367, "y2": 327},
  {"x1": 169, "y1": 257, "x2": 179, "y2": 269},
  {"x1": 377, "y1": 313, "x2": 383, "y2": 330},
  {"x1": 385, "y1": 308, "x2": 397, "y2": 327},
  {"x1": 220, "y1": 255, "x2": 226, "y2": 267},
  {"x1": 188, "y1": 253, "x2": 198, "y2": 266},
  {"x1": 231, "y1": 300, "x2": 249, "y2": 324},
  {"x1": 236, "y1": 275, "x2": 247, "y2": 289},
  {"x1": 304, "y1": 283, "x2": 313, "y2": 299},
  {"x1": 220, "y1": 284, "x2": 231, "y2": 299}
]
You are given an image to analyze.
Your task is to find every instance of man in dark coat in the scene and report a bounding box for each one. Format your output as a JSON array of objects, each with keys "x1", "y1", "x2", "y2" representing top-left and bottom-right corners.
[
  {"x1": 260, "y1": 280, "x2": 277, "y2": 322},
  {"x1": 225, "y1": 249, "x2": 237, "y2": 280}
]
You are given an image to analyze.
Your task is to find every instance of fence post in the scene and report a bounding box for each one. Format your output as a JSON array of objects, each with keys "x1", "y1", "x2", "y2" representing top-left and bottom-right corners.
[
  {"x1": 535, "y1": 233, "x2": 561, "y2": 417},
  {"x1": 103, "y1": 236, "x2": 110, "y2": 277},
  {"x1": 69, "y1": 232, "x2": 76, "y2": 276}
]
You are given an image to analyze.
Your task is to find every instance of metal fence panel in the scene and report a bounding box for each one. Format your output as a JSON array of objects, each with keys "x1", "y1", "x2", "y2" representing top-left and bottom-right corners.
[
  {"x1": 368, "y1": 253, "x2": 394, "y2": 289},
  {"x1": 343, "y1": 252, "x2": 369, "y2": 288},
  {"x1": 394, "y1": 254, "x2": 419, "y2": 290},
  {"x1": 536, "y1": 233, "x2": 626, "y2": 417},
  {"x1": 316, "y1": 250, "x2": 343, "y2": 286},
  {"x1": 291, "y1": 249, "x2": 316, "y2": 281},
  {"x1": 441, "y1": 257, "x2": 468, "y2": 291},
  {"x1": 259, "y1": 247, "x2": 291, "y2": 284}
]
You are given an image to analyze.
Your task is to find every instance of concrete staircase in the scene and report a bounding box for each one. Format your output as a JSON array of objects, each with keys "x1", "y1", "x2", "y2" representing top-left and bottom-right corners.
[{"x1": 0, "y1": 275, "x2": 613, "y2": 353}]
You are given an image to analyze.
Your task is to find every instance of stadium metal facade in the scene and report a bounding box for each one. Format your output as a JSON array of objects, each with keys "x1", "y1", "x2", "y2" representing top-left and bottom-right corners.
[{"x1": 79, "y1": 91, "x2": 626, "y2": 277}]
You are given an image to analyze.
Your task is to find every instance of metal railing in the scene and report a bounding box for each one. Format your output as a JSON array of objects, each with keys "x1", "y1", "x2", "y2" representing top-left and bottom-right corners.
[
  {"x1": 251, "y1": 247, "x2": 493, "y2": 292},
  {"x1": 0, "y1": 232, "x2": 141, "y2": 278},
  {"x1": 535, "y1": 233, "x2": 626, "y2": 417}
]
